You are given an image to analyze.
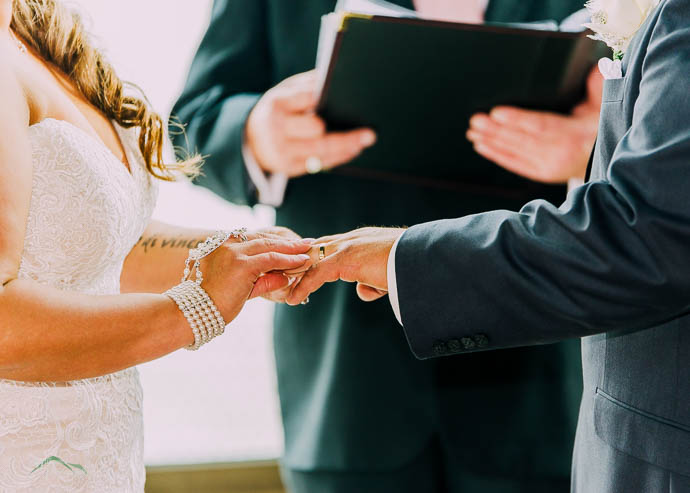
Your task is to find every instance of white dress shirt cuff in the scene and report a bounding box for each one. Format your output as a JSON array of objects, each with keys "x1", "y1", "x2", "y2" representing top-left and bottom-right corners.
[
  {"x1": 242, "y1": 138, "x2": 288, "y2": 207},
  {"x1": 567, "y1": 177, "x2": 585, "y2": 193},
  {"x1": 387, "y1": 235, "x2": 404, "y2": 326}
]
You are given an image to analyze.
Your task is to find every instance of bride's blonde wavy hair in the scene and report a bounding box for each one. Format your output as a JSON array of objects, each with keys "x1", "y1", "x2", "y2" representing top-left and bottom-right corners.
[{"x1": 11, "y1": 0, "x2": 201, "y2": 180}]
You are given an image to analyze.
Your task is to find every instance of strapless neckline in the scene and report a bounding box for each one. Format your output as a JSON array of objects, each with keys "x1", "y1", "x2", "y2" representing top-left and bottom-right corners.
[{"x1": 29, "y1": 117, "x2": 135, "y2": 179}]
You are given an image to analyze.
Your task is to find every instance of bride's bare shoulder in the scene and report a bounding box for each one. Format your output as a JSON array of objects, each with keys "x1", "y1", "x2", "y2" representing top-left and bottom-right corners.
[
  {"x1": 0, "y1": 37, "x2": 30, "y2": 129},
  {"x1": 0, "y1": 38, "x2": 34, "y2": 285},
  {"x1": 0, "y1": 47, "x2": 30, "y2": 129}
]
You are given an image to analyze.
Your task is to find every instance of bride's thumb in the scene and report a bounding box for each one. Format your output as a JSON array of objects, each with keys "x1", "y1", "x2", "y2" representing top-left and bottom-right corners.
[{"x1": 250, "y1": 272, "x2": 291, "y2": 299}]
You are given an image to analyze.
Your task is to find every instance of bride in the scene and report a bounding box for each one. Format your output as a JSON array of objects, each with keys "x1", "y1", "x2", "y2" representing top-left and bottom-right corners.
[{"x1": 0, "y1": 0, "x2": 313, "y2": 490}]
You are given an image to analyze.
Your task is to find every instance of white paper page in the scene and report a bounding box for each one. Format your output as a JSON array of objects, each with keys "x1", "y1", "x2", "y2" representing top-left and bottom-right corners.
[
  {"x1": 315, "y1": 13, "x2": 341, "y2": 93},
  {"x1": 559, "y1": 8, "x2": 589, "y2": 32},
  {"x1": 335, "y1": 0, "x2": 417, "y2": 17}
]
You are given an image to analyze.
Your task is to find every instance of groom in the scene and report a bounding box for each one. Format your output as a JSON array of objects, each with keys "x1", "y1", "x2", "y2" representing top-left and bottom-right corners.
[{"x1": 288, "y1": 1, "x2": 690, "y2": 492}]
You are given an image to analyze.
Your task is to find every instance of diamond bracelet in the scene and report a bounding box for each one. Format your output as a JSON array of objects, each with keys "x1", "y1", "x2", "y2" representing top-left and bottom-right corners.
[
  {"x1": 165, "y1": 228, "x2": 248, "y2": 351},
  {"x1": 183, "y1": 228, "x2": 248, "y2": 286}
]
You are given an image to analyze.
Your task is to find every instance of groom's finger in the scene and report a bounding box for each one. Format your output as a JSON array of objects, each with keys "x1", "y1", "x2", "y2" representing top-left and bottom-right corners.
[
  {"x1": 286, "y1": 258, "x2": 341, "y2": 305},
  {"x1": 356, "y1": 283, "x2": 388, "y2": 302},
  {"x1": 240, "y1": 238, "x2": 312, "y2": 256},
  {"x1": 310, "y1": 234, "x2": 346, "y2": 244}
]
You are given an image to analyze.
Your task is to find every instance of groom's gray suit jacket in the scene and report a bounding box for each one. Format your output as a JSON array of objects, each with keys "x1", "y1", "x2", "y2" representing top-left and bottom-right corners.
[{"x1": 395, "y1": 0, "x2": 690, "y2": 490}]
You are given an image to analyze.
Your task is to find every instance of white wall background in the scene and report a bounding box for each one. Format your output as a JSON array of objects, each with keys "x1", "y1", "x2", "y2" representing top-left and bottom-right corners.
[{"x1": 67, "y1": 0, "x2": 284, "y2": 465}]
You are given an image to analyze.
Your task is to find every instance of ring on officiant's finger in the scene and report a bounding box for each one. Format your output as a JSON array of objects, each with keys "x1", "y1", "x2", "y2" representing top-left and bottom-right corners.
[
  {"x1": 318, "y1": 245, "x2": 326, "y2": 261},
  {"x1": 305, "y1": 156, "x2": 323, "y2": 174}
]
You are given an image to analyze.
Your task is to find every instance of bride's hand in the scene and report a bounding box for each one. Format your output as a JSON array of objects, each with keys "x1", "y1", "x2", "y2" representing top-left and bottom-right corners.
[
  {"x1": 201, "y1": 233, "x2": 312, "y2": 323},
  {"x1": 251, "y1": 226, "x2": 315, "y2": 303}
]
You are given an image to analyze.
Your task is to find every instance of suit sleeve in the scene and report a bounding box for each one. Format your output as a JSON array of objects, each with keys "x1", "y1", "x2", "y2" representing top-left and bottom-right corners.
[
  {"x1": 170, "y1": 0, "x2": 270, "y2": 206},
  {"x1": 396, "y1": 0, "x2": 690, "y2": 359}
]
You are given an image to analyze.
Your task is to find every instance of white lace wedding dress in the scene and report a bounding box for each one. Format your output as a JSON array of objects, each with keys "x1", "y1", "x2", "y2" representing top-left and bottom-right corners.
[{"x1": 0, "y1": 118, "x2": 158, "y2": 492}]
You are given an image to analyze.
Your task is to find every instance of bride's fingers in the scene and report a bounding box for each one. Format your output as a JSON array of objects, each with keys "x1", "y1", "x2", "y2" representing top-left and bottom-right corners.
[
  {"x1": 239, "y1": 238, "x2": 312, "y2": 256},
  {"x1": 356, "y1": 283, "x2": 387, "y2": 302},
  {"x1": 248, "y1": 252, "x2": 310, "y2": 276},
  {"x1": 250, "y1": 272, "x2": 291, "y2": 299},
  {"x1": 259, "y1": 282, "x2": 294, "y2": 303},
  {"x1": 255, "y1": 227, "x2": 303, "y2": 241},
  {"x1": 283, "y1": 241, "x2": 338, "y2": 276}
]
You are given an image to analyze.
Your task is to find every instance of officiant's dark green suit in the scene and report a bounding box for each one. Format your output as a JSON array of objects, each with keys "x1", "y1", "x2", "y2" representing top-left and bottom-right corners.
[{"x1": 173, "y1": 1, "x2": 586, "y2": 491}]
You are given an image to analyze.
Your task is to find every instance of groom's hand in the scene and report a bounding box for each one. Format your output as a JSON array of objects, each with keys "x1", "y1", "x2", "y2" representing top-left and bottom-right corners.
[{"x1": 286, "y1": 227, "x2": 405, "y2": 306}]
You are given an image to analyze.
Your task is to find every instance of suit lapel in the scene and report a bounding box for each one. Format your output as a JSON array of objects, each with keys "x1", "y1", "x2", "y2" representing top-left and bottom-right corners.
[{"x1": 584, "y1": 139, "x2": 596, "y2": 182}]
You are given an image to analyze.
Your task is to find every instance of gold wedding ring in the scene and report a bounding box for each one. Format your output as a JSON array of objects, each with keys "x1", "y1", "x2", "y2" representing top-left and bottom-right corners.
[
  {"x1": 318, "y1": 245, "x2": 326, "y2": 261},
  {"x1": 305, "y1": 156, "x2": 324, "y2": 174}
]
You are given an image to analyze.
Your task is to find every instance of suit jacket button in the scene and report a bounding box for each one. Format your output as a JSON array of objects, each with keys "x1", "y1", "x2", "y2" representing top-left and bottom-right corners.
[
  {"x1": 432, "y1": 341, "x2": 448, "y2": 355},
  {"x1": 460, "y1": 337, "x2": 476, "y2": 350},
  {"x1": 474, "y1": 334, "x2": 489, "y2": 348},
  {"x1": 447, "y1": 339, "x2": 462, "y2": 352}
]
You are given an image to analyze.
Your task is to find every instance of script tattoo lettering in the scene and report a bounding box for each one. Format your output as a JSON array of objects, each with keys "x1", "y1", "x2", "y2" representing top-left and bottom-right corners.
[{"x1": 136, "y1": 236, "x2": 205, "y2": 254}]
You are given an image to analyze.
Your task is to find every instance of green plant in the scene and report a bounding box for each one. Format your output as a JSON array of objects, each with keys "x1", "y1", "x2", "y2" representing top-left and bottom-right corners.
[{"x1": 31, "y1": 456, "x2": 87, "y2": 475}]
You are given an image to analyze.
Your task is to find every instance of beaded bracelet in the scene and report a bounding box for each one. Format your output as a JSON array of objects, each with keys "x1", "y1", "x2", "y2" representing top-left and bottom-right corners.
[
  {"x1": 166, "y1": 281, "x2": 225, "y2": 350},
  {"x1": 183, "y1": 228, "x2": 248, "y2": 286},
  {"x1": 165, "y1": 228, "x2": 248, "y2": 351}
]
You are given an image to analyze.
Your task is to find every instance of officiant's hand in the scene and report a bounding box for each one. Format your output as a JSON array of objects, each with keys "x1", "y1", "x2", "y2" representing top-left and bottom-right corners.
[
  {"x1": 246, "y1": 70, "x2": 377, "y2": 177},
  {"x1": 466, "y1": 66, "x2": 603, "y2": 183},
  {"x1": 285, "y1": 228, "x2": 405, "y2": 306}
]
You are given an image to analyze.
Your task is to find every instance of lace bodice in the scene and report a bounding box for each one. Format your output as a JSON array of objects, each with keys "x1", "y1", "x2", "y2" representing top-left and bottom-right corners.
[{"x1": 0, "y1": 119, "x2": 158, "y2": 492}]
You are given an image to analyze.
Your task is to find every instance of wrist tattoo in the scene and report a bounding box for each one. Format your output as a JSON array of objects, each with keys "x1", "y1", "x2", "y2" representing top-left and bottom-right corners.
[{"x1": 137, "y1": 236, "x2": 206, "y2": 254}]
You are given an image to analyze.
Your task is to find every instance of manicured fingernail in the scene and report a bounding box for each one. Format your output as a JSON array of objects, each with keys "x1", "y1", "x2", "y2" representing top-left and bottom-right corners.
[
  {"x1": 302, "y1": 238, "x2": 316, "y2": 244},
  {"x1": 466, "y1": 130, "x2": 480, "y2": 142},
  {"x1": 491, "y1": 109, "x2": 509, "y2": 123},
  {"x1": 361, "y1": 131, "x2": 376, "y2": 146},
  {"x1": 475, "y1": 143, "x2": 489, "y2": 155},
  {"x1": 299, "y1": 254, "x2": 311, "y2": 260},
  {"x1": 300, "y1": 297, "x2": 310, "y2": 305},
  {"x1": 470, "y1": 115, "x2": 488, "y2": 130}
]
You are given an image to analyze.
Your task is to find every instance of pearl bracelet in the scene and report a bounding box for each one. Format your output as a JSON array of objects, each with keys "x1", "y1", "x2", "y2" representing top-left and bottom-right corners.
[
  {"x1": 165, "y1": 281, "x2": 226, "y2": 350},
  {"x1": 166, "y1": 228, "x2": 248, "y2": 351}
]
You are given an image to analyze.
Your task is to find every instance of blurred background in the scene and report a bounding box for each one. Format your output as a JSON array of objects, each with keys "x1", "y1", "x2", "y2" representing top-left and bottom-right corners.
[{"x1": 68, "y1": 0, "x2": 285, "y2": 467}]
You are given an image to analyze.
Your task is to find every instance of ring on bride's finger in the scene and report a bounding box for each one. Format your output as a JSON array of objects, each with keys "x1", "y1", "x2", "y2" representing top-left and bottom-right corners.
[
  {"x1": 318, "y1": 245, "x2": 326, "y2": 261},
  {"x1": 305, "y1": 156, "x2": 323, "y2": 174},
  {"x1": 301, "y1": 297, "x2": 310, "y2": 305}
]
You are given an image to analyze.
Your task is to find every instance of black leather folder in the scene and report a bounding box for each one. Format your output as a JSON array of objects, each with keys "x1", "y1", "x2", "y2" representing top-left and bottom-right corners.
[{"x1": 317, "y1": 13, "x2": 603, "y2": 199}]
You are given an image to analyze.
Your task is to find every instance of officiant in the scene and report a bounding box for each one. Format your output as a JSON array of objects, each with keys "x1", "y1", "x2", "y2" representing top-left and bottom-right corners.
[{"x1": 172, "y1": 1, "x2": 597, "y2": 492}]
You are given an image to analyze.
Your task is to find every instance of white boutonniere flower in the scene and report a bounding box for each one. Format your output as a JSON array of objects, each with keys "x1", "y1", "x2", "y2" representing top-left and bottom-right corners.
[{"x1": 585, "y1": 0, "x2": 661, "y2": 62}]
